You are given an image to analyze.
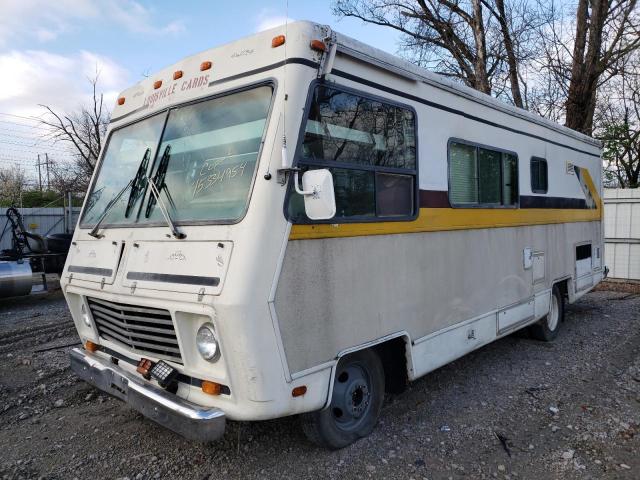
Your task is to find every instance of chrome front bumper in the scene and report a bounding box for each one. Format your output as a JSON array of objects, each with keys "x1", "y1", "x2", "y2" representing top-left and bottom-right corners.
[{"x1": 70, "y1": 348, "x2": 225, "y2": 442}]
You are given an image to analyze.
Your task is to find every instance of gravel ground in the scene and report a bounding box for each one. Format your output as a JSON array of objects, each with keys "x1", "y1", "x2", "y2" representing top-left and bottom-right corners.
[{"x1": 0, "y1": 288, "x2": 638, "y2": 480}]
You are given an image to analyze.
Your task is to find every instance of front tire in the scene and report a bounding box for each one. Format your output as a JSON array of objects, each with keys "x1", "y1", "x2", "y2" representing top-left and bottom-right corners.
[
  {"x1": 301, "y1": 349, "x2": 385, "y2": 449},
  {"x1": 529, "y1": 285, "x2": 564, "y2": 341}
]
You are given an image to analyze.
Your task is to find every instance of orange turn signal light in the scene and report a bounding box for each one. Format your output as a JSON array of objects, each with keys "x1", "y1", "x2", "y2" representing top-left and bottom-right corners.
[
  {"x1": 173, "y1": 70, "x2": 183, "y2": 80},
  {"x1": 310, "y1": 39, "x2": 326, "y2": 52},
  {"x1": 202, "y1": 380, "x2": 222, "y2": 395},
  {"x1": 292, "y1": 385, "x2": 307, "y2": 397},
  {"x1": 271, "y1": 35, "x2": 286, "y2": 48},
  {"x1": 153, "y1": 80, "x2": 162, "y2": 89},
  {"x1": 117, "y1": 97, "x2": 125, "y2": 106},
  {"x1": 84, "y1": 340, "x2": 99, "y2": 353},
  {"x1": 200, "y1": 61, "x2": 212, "y2": 71}
]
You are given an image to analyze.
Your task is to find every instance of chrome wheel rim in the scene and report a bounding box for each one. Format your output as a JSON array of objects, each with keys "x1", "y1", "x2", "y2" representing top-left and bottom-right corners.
[
  {"x1": 547, "y1": 294, "x2": 559, "y2": 331},
  {"x1": 331, "y1": 362, "x2": 373, "y2": 431}
]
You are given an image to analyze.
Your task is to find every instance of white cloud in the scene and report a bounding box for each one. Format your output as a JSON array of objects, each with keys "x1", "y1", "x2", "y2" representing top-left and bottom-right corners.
[
  {"x1": 0, "y1": 49, "x2": 130, "y2": 118},
  {"x1": 161, "y1": 20, "x2": 186, "y2": 35},
  {"x1": 254, "y1": 8, "x2": 294, "y2": 33},
  {"x1": 103, "y1": 0, "x2": 185, "y2": 35},
  {"x1": 0, "y1": 0, "x2": 185, "y2": 46}
]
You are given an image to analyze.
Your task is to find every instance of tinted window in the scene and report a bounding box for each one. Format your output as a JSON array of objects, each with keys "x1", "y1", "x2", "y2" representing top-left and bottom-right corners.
[
  {"x1": 291, "y1": 85, "x2": 417, "y2": 222},
  {"x1": 503, "y1": 153, "x2": 518, "y2": 204},
  {"x1": 302, "y1": 87, "x2": 416, "y2": 169},
  {"x1": 478, "y1": 148, "x2": 502, "y2": 204},
  {"x1": 449, "y1": 141, "x2": 518, "y2": 207},
  {"x1": 531, "y1": 157, "x2": 548, "y2": 193}
]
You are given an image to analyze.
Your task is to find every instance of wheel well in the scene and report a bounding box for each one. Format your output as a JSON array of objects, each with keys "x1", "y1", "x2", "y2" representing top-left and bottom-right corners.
[
  {"x1": 554, "y1": 278, "x2": 569, "y2": 299},
  {"x1": 373, "y1": 336, "x2": 409, "y2": 394}
]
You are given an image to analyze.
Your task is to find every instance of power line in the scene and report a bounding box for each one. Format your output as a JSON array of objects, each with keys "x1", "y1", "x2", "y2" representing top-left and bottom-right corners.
[
  {"x1": 0, "y1": 138, "x2": 70, "y2": 152},
  {"x1": 0, "y1": 126, "x2": 52, "y2": 137},
  {"x1": 0, "y1": 119, "x2": 51, "y2": 131},
  {"x1": 0, "y1": 112, "x2": 45, "y2": 121}
]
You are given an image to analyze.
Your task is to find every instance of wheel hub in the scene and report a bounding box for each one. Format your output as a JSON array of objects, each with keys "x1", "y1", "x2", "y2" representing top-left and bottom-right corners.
[
  {"x1": 331, "y1": 363, "x2": 373, "y2": 429},
  {"x1": 346, "y1": 382, "x2": 369, "y2": 417}
]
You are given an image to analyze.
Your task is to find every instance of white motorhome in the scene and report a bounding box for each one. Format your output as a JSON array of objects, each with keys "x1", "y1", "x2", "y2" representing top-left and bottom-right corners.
[{"x1": 64, "y1": 21, "x2": 605, "y2": 448}]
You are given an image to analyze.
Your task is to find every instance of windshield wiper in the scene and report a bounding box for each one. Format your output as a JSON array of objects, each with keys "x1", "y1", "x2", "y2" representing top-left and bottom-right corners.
[
  {"x1": 88, "y1": 148, "x2": 150, "y2": 239},
  {"x1": 145, "y1": 145, "x2": 174, "y2": 217},
  {"x1": 125, "y1": 148, "x2": 151, "y2": 218},
  {"x1": 146, "y1": 173, "x2": 186, "y2": 239},
  {"x1": 142, "y1": 144, "x2": 184, "y2": 239}
]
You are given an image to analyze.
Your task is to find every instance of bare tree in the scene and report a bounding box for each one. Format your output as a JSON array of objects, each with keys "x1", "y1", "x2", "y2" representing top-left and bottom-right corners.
[
  {"x1": 38, "y1": 74, "x2": 110, "y2": 190},
  {"x1": 47, "y1": 156, "x2": 93, "y2": 196},
  {"x1": 334, "y1": 0, "x2": 496, "y2": 94},
  {"x1": 0, "y1": 165, "x2": 27, "y2": 206},
  {"x1": 564, "y1": 0, "x2": 640, "y2": 134},
  {"x1": 334, "y1": 0, "x2": 640, "y2": 138},
  {"x1": 334, "y1": 0, "x2": 548, "y2": 107},
  {"x1": 595, "y1": 55, "x2": 640, "y2": 187}
]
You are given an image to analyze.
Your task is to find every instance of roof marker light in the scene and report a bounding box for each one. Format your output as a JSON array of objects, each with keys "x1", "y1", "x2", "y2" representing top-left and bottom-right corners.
[
  {"x1": 153, "y1": 80, "x2": 162, "y2": 89},
  {"x1": 310, "y1": 39, "x2": 326, "y2": 52},
  {"x1": 271, "y1": 35, "x2": 286, "y2": 48},
  {"x1": 173, "y1": 70, "x2": 183, "y2": 80},
  {"x1": 117, "y1": 97, "x2": 125, "y2": 106},
  {"x1": 200, "y1": 61, "x2": 212, "y2": 71}
]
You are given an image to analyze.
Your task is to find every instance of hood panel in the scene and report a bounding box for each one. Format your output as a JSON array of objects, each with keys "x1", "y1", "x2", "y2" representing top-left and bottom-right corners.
[
  {"x1": 66, "y1": 240, "x2": 123, "y2": 284},
  {"x1": 121, "y1": 241, "x2": 232, "y2": 296}
]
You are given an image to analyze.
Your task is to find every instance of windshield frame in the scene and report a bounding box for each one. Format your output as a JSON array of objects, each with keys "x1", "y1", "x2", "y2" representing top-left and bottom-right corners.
[{"x1": 79, "y1": 79, "x2": 277, "y2": 230}]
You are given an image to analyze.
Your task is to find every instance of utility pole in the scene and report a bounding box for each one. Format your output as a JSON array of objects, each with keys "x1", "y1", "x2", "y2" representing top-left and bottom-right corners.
[
  {"x1": 35, "y1": 153, "x2": 51, "y2": 192},
  {"x1": 45, "y1": 153, "x2": 50, "y2": 190},
  {"x1": 37, "y1": 154, "x2": 42, "y2": 192},
  {"x1": 67, "y1": 191, "x2": 73, "y2": 233}
]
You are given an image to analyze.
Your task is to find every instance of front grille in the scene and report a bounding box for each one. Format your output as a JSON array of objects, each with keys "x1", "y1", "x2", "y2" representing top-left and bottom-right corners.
[{"x1": 87, "y1": 297, "x2": 182, "y2": 363}]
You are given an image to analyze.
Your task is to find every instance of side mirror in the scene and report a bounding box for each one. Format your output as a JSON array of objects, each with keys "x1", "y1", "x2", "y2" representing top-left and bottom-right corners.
[{"x1": 294, "y1": 169, "x2": 336, "y2": 220}]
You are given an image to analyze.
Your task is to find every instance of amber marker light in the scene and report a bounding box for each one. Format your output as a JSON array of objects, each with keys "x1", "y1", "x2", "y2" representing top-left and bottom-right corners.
[
  {"x1": 202, "y1": 380, "x2": 221, "y2": 395},
  {"x1": 310, "y1": 39, "x2": 326, "y2": 52},
  {"x1": 292, "y1": 386, "x2": 307, "y2": 397},
  {"x1": 153, "y1": 80, "x2": 163, "y2": 89},
  {"x1": 200, "y1": 61, "x2": 212, "y2": 71},
  {"x1": 84, "y1": 340, "x2": 99, "y2": 352},
  {"x1": 271, "y1": 35, "x2": 286, "y2": 48},
  {"x1": 173, "y1": 70, "x2": 183, "y2": 80},
  {"x1": 117, "y1": 97, "x2": 125, "y2": 106}
]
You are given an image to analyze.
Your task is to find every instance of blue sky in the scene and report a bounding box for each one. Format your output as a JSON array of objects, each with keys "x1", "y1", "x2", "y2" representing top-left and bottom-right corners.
[
  {"x1": 1, "y1": 0, "x2": 401, "y2": 117},
  {"x1": 0, "y1": 1, "x2": 402, "y2": 177}
]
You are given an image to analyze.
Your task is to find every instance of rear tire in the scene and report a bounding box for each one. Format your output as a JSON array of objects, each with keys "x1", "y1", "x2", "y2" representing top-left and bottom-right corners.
[
  {"x1": 529, "y1": 285, "x2": 564, "y2": 341},
  {"x1": 301, "y1": 349, "x2": 385, "y2": 449}
]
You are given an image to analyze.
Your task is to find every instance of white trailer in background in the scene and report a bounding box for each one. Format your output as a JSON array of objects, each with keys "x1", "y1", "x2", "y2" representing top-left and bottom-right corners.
[{"x1": 63, "y1": 21, "x2": 604, "y2": 448}]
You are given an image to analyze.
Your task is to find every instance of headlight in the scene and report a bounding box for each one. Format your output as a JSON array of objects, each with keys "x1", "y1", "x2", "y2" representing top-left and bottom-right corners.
[
  {"x1": 81, "y1": 303, "x2": 91, "y2": 327},
  {"x1": 196, "y1": 323, "x2": 220, "y2": 361}
]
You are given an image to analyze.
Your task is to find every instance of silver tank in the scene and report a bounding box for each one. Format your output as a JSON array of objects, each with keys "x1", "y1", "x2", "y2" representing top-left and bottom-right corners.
[{"x1": 0, "y1": 261, "x2": 33, "y2": 299}]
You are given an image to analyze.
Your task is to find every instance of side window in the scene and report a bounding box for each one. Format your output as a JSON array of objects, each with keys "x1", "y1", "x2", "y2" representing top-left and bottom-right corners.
[
  {"x1": 530, "y1": 157, "x2": 548, "y2": 193},
  {"x1": 448, "y1": 140, "x2": 518, "y2": 207},
  {"x1": 289, "y1": 85, "x2": 417, "y2": 222}
]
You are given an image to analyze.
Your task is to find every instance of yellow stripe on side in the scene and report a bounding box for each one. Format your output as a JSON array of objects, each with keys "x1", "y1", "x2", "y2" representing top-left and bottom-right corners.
[
  {"x1": 291, "y1": 168, "x2": 602, "y2": 240},
  {"x1": 577, "y1": 166, "x2": 604, "y2": 211},
  {"x1": 290, "y1": 206, "x2": 601, "y2": 240}
]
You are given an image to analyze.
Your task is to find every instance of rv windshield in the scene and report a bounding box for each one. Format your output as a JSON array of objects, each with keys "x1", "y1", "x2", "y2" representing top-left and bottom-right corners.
[{"x1": 81, "y1": 85, "x2": 273, "y2": 227}]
